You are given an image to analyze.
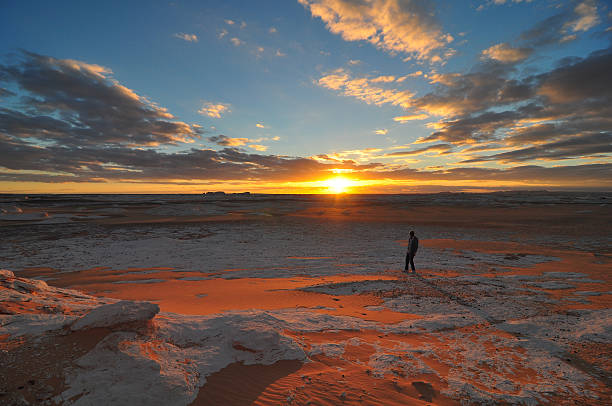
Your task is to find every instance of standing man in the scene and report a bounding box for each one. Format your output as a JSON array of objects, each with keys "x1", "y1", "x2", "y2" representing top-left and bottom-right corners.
[{"x1": 405, "y1": 230, "x2": 419, "y2": 274}]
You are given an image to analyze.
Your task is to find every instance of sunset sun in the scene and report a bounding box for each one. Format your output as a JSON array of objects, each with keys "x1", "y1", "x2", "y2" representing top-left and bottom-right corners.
[{"x1": 324, "y1": 176, "x2": 352, "y2": 194}]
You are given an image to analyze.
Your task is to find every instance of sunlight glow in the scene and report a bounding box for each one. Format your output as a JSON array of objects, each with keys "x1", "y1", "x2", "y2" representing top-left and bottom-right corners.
[{"x1": 323, "y1": 176, "x2": 352, "y2": 194}]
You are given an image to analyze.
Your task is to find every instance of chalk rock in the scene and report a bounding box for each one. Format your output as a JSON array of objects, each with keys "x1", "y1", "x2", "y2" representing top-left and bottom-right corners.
[
  {"x1": 12, "y1": 278, "x2": 48, "y2": 292},
  {"x1": 71, "y1": 300, "x2": 159, "y2": 331}
]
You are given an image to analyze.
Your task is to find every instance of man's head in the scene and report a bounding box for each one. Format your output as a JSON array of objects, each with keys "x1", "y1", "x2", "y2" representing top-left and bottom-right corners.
[{"x1": 409, "y1": 230, "x2": 415, "y2": 236}]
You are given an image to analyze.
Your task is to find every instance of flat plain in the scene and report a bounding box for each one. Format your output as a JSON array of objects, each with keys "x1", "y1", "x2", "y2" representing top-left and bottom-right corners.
[{"x1": 1, "y1": 192, "x2": 610, "y2": 405}]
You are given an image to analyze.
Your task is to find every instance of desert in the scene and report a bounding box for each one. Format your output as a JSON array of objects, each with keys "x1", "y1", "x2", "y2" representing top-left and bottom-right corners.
[{"x1": 1, "y1": 192, "x2": 610, "y2": 405}]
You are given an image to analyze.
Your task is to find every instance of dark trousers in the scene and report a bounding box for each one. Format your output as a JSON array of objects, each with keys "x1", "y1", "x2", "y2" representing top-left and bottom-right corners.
[{"x1": 405, "y1": 252, "x2": 415, "y2": 272}]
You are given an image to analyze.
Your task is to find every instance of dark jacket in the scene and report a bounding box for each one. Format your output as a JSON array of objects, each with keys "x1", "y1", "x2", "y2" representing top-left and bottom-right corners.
[{"x1": 408, "y1": 236, "x2": 419, "y2": 255}]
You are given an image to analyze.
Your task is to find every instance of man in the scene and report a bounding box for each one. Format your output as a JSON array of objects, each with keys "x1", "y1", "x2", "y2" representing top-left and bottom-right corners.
[{"x1": 405, "y1": 230, "x2": 419, "y2": 274}]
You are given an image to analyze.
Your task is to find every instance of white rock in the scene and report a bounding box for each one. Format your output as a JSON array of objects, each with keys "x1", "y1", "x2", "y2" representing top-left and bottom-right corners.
[
  {"x1": 71, "y1": 301, "x2": 159, "y2": 331},
  {"x1": 13, "y1": 278, "x2": 48, "y2": 292},
  {"x1": 1, "y1": 314, "x2": 78, "y2": 337}
]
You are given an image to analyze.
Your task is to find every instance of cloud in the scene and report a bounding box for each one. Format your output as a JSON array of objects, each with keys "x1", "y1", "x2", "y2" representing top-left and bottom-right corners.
[
  {"x1": 520, "y1": 1, "x2": 602, "y2": 47},
  {"x1": 317, "y1": 68, "x2": 413, "y2": 109},
  {"x1": 198, "y1": 102, "x2": 231, "y2": 118},
  {"x1": 230, "y1": 37, "x2": 243, "y2": 46},
  {"x1": 249, "y1": 144, "x2": 268, "y2": 151},
  {"x1": 173, "y1": 33, "x2": 198, "y2": 42},
  {"x1": 323, "y1": 148, "x2": 385, "y2": 163},
  {"x1": 386, "y1": 143, "x2": 452, "y2": 157},
  {"x1": 412, "y1": 45, "x2": 612, "y2": 166},
  {"x1": 2, "y1": 50, "x2": 609, "y2": 191},
  {"x1": 225, "y1": 19, "x2": 235, "y2": 25},
  {"x1": 397, "y1": 71, "x2": 423, "y2": 82},
  {"x1": 298, "y1": 0, "x2": 451, "y2": 62},
  {"x1": 486, "y1": 0, "x2": 534, "y2": 6},
  {"x1": 275, "y1": 49, "x2": 286, "y2": 57},
  {"x1": 374, "y1": 129, "x2": 388, "y2": 135},
  {"x1": 461, "y1": 133, "x2": 612, "y2": 163},
  {"x1": 537, "y1": 48, "x2": 612, "y2": 103},
  {"x1": 2, "y1": 125, "x2": 610, "y2": 189},
  {"x1": 564, "y1": 0, "x2": 599, "y2": 33},
  {"x1": 208, "y1": 134, "x2": 277, "y2": 149},
  {"x1": 0, "y1": 51, "x2": 201, "y2": 147},
  {"x1": 408, "y1": 63, "x2": 535, "y2": 118},
  {"x1": 481, "y1": 43, "x2": 533, "y2": 63},
  {"x1": 269, "y1": 27, "x2": 277, "y2": 34},
  {"x1": 256, "y1": 123, "x2": 265, "y2": 128},
  {"x1": 393, "y1": 114, "x2": 428, "y2": 122},
  {"x1": 207, "y1": 135, "x2": 250, "y2": 147},
  {"x1": 370, "y1": 75, "x2": 396, "y2": 83},
  {"x1": 218, "y1": 29, "x2": 228, "y2": 39},
  {"x1": 348, "y1": 59, "x2": 361, "y2": 65},
  {"x1": 0, "y1": 87, "x2": 16, "y2": 98}
]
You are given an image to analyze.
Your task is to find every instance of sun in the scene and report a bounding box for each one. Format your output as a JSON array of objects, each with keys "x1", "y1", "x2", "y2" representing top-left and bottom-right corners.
[{"x1": 324, "y1": 176, "x2": 352, "y2": 194}]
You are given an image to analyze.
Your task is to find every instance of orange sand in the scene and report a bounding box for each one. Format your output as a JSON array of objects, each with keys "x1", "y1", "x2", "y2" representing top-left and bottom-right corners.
[{"x1": 7, "y1": 233, "x2": 611, "y2": 405}]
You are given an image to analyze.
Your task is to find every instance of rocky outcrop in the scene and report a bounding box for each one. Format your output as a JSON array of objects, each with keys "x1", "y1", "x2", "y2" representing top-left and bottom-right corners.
[{"x1": 70, "y1": 301, "x2": 160, "y2": 331}]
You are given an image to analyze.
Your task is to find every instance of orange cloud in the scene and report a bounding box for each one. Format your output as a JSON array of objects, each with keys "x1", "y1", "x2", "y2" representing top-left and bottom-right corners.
[
  {"x1": 249, "y1": 144, "x2": 268, "y2": 151},
  {"x1": 299, "y1": 0, "x2": 451, "y2": 61},
  {"x1": 198, "y1": 102, "x2": 231, "y2": 118},
  {"x1": 482, "y1": 43, "x2": 532, "y2": 63},
  {"x1": 393, "y1": 114, "x2": 428, "y2": 122},
  {"x1": 370, "y1": 75, "x2": 396, "y2": 83},
  {"x1": 318, "y1": 69, "x2": 413, "y2": 109},
  {"x1": 207, "y1": 135, "x2": 249, "y2": 146},
  {"x1": 564, "y1": 0, "x2": 599, "y2": 32}
]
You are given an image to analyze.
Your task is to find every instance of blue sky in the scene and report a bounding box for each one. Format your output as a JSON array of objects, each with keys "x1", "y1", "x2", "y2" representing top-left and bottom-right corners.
[{"x1": 0, "y1": 0, "x2": 611, "y2": 192}]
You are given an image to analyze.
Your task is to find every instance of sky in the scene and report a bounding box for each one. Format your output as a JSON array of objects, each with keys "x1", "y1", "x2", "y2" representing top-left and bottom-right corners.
[{"x1": 0, "y1": 0, "x2": 611, "y2": 194}]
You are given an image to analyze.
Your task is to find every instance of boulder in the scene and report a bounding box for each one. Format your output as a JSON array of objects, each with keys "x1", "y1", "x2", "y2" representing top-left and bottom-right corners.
[
  {"x1": 13, "y1": 279, "x2": 48, "y2": 292},
  {"x1": 71, "y1": 300, "x2": 159, "y2": 331}
]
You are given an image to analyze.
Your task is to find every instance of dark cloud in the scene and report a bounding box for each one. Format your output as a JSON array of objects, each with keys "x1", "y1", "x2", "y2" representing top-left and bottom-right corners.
[
  {"x1": 386, "y1": 144, "x2": 452, "y2": 157},
  {"x1": 415, "y1": 46, "x2": 612, "y2": 163},
  {"x1": 0, "y1": 51, "x2": 201, "y2": 147},
  {"x1": 419, "y1": 109, "x2": 524, "y2": 144},
  {"x1": 365, "y1": 163, "x2": 612, "y2": 187},
  {"x1": 520, "y1": 12, "x2": 572, "y2": 47},
  {"x1": 461, "y1": 133, "x2": 612, "y2": 163},
  {"x1": 538, "y1": 48, "x2": 612, "y2": 103},
  {"x1": 412, "y1": 62, "x2": 530, "y2": 117},
  {"x1": 316, "y1": 154, "x2": 341, "y2": 162},
  {"x1": 0, "y1": 87, "x2": 15, "y2": 98},
  {"x1": 1, "y1": 132, "x2": 609, "y2": 188},
  {"x1": 0, "y1": 133, "x2": 379, "y2": 183},
  {"x1": 207, "y1": 135, "x2": 231, "y2": 146},
  {"x1": 410, "y1": 2, "x2": 610, "y2": 163},
  {"x1": 206, "y1": 134, "x2": 250, "y2": 147}
]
